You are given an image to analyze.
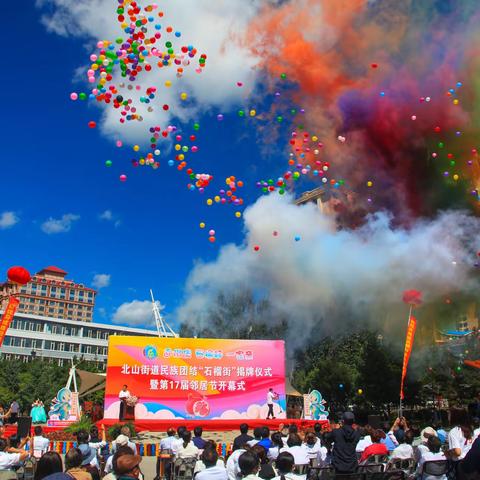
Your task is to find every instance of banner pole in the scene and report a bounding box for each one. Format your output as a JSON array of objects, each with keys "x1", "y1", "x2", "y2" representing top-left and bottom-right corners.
[{"x1": 399, "y1": 304, "x2": 413, "y2": 418}]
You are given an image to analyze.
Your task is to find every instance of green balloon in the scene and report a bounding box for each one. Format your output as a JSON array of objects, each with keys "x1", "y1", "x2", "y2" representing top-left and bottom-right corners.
[{"x1": 105, "y1": 160, "x2": 112, "y2": 167}]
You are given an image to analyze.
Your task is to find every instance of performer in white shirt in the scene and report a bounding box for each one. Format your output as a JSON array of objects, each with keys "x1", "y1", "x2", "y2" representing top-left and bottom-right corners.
[
  {"x1": 119, "y1": 384, "x2": 130, "y2": 421},
  {"x1": 267, "y1": 388, "x2": 276, "y2": 419}
]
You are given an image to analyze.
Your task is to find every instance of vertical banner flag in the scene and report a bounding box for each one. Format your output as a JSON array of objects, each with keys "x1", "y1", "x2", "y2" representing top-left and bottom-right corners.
[
  {"x1": 400, "y1": 315, "x2": 417, "y2": 400},
  {"x1": 0, "y1": 297, "x2": 19, "y2": 347}
]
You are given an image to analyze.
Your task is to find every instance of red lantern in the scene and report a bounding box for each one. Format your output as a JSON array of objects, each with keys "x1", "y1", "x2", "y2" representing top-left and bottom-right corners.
[
  {"x1": 7, "y1": 266, "x2": 31, "y2": 285},
  {"x1": 402, "y1": 289, "x2": 422, "y2": 307}
]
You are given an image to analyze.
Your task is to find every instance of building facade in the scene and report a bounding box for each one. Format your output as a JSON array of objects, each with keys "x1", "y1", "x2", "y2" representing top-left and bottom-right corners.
[
  {"x1": 0, "y1": 266, "x2": 97, "y2": 322},
  {"x1": 1, "y1": 311, "x2": 158, "y2": 369}
]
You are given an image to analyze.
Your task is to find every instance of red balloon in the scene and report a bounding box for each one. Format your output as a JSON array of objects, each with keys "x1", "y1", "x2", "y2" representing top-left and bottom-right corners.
[
  {"x1": 7, "y1": 266, "x2": 31, "y2": 285},
  {"x1": 88, "y1": 121, "x2": 96, "y2": 128}
]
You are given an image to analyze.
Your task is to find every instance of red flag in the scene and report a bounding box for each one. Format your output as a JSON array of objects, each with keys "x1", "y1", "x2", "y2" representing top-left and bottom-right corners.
[
  {"x1": 0, "y1": 297, "x2": 19, "y2": 347},
  {"x1": 400, "y1": 315, "x2": 417, "y2": 400}
]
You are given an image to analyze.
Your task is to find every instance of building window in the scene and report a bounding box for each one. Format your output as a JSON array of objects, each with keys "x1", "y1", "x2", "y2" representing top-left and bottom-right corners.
[
  {"x1": 83, "y1": 345, "x2": 92, "y2": 354},
  {"x1": 58, "y1": 343, "x2": 65, "y2": 352},
  {"x1": 44, "y1": 341, "x2": 51, "y2": 350}
]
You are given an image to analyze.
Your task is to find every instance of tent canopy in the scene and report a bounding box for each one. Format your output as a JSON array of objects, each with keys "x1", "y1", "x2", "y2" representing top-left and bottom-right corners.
[
  {"x1": 77, "y1": 369, "x2": 106, "y2": 397},
  {"x1": 286, "y1": 379, "x2": 302, "y2": 397}
]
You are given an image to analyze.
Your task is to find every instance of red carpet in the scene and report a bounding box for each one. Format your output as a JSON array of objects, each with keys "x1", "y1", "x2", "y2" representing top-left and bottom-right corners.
[{"x1": 99, "y1": 418, "x2": 327, "y2": 432}]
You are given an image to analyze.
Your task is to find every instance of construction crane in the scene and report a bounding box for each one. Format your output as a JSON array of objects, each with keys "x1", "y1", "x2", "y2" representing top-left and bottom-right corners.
[{"x1": 150, "y1": 289, "x2": 178, "y2": 338}]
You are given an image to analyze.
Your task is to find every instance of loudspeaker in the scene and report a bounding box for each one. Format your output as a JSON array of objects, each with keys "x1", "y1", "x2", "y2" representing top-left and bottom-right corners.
[
  {"x1": 368, "y1": 414, "x2": 382, "y2": 429},
  {"x1": 17, "y1": 416, "x2": 32, "y2": 439}
]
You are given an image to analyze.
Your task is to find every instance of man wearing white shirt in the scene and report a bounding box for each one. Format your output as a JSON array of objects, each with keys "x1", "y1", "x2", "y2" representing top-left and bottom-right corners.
[
  {"x1": 160, "y1": 428, "x2": 177, "y2": 452},
  {"x1": 119, "y1": 385, "x2": 130, "y2": 421},
  {"x1": 416, "y1": 437, "x2": 446, "y2": 480},
  {"x1": 267, "y1": 388, "x2": 276, "y2": 419},
  {"x1": 0, "y1": 438, "x2": 28, "y2": 469},
  {"x1": 226, "y1": 448, "x2": 245, "y2": 480},
  {"x1": 196, "y1": 448, "x2": 228, "y2": 480},
  {"x1": 280, "y1": 434, "x2": 309, "y2": 465},
  {"x1": 391, "y1": 430, "x2": 414, "y2": 460},
  {"x1": 31, "y1": 426, "x2": 50, "y2": 459}
]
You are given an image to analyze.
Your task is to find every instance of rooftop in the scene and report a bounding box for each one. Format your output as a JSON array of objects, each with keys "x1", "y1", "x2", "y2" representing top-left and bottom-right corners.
[{"x1": 37, "y1": 266, "x2": 68, "y2": 276}]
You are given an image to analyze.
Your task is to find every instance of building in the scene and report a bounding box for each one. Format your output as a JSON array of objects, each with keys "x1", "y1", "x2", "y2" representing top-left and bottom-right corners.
[
  {"x1": 0, "y1": 266, "x2": 97, "y2": 322},
  {"x1": 0, "y1": 311, "x2": 158, "y2": 369}
]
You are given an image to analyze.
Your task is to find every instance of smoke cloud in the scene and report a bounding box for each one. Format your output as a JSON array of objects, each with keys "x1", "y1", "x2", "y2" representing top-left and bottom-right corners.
[{"x1": 177, "y1": 194, "x2": 480, "y2": 345}]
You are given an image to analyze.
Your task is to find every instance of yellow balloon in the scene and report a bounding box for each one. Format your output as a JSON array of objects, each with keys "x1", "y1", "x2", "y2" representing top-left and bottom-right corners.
[
  {"x1": 367, "y1": 181, "x2": 373, "y2": 187},
  {"x1": 180, "y1": 92, "x2": 188, "y2": 100},
  {"x1": 206, "y1": 199, "x2": 213, "y2": 206},
  {"x1": 139, "y1": 158, "x2": 145, "y2": 165},
  {"x1": 235, "y1": 212, "x2": 242, "y2": 218},
  {"x1": 165, "y1": 80, "x2": 172, "y2": 88},
  {"x1": 312, "y1": 135, "x2": 318, "y2": 142},
  {"x1": 133, "y1": 145, "x2": 140, "y2": 152},
  {"x1": 174, "y1": 144, "x2": 181, "y2": 151},
  {"x1": 214, "y1": 196, "x2": 220, "y2": 203},
  {"x1": 358, "y1": 389, "x2": 363, "y2": 395},
  {"x1": 249, "y1": 109, "x2": 256, "y2": 117},
  {"x1": 453, "y1": 174, "x2": 459, "y2": 181},
  {"x1": 199, "y1": 222, "x2": 205, "y2": 228},
  {"x1": 453, "y1": 99, "x2": 459, "y2": 105}
]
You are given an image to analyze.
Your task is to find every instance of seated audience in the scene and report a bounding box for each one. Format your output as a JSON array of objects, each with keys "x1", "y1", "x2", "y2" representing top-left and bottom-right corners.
[
  {"x1": 192, "y1": 427, "x2": 207, "y2": 450},
  {"x1": 458, "y1": 436, "x2": 480, "y2": 479},
  {"x1": 160, "y1": 428, "x2": 177, "y2": 452},
  {"x1": 268, "y1": 432, "x2": 284, "y2": 460},
  {"x1": 416, "y1": 436, "x2": 446, "y2": 480},
  {"x1": 196, "y1": 446, "x2": 228, "y2": 480},
  {"x1": 272, "y1": 451, "x2": 304, "y2": 480},
  {"x1": 415, "y1": 427, "x2": 437, "y2": 462},
  {"x1": 0, "y1": 437, "x2": 28, "y2": 469},
  {"x1": 194, "y1": 441, "x2": 225, "y2": 474},
  {"x1": 233, "y1": 424, "x2": 253, "y2": 451},
  {"x1": 391, "y1": 429, "x2": 414, "y2": 460},
  {"x1": 114, "y1": 454, "x2": 143, "y2": 480},
  {"x1": 247, "y1": 428, "x2": 262, "y2": 447},
  {"x1": 359, "y1": 429, "x2": 388, "y2": 463},
  {"x1": 280, "y1": 433, "x2": 309, "y2": 465},
  {"x1": 227, "y1": 446, "x2": 247, "y2": 480},
  {"x1": 34, "y1": 452, "x2": 65, "y2": 480},
  {"x1": 258, "y1": 427, "x2": 273, "y2": 450},
  {"x1": 176, "y1": 431, "x2": 199, "y2": 459},
  {"x1": 449, "y1": 423, "x2": 474, "y2": 460},
  {"x1": 65, "y1": 448, "x2": 92, "y2": 480},
  {"x1": 238, "y1": 451, "x2": 259, "y2": 480},
  {"x1": 252, "y1": 445, "x2": 275, "y2": 480},
  {"x1": 105, "y1": 446, "x2": 135, "y2": 475}
]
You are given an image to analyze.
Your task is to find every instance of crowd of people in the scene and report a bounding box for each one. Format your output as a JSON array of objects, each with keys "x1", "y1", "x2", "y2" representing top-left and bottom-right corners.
[{"x1": 0, "y1": 415, "x2": 480, "y2": 479}]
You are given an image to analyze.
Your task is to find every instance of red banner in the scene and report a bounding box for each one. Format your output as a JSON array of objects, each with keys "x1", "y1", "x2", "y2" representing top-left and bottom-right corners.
[
  {"x1": 0, "y1": 297, "x2": 19, "y2": 347},
  {"x1": 400, "y1": 315, "x2": 417, "y2": 400}
]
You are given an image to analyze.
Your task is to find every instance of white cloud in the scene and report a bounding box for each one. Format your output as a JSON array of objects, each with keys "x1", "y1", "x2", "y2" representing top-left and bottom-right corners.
[
  {"x1": 36, "y1": 0, "x2": 262, "y2": 142},
  {"x1": 41, "y1": 214, "x2": 80, "y2": 234},
  {"x1": 92, "y1": 273, "x2": 111, "y2": 289},
  {"x1": 99, "y1": 210, "x2": 113, "y2": 221},
  {"x1": 112, "y1": 299, "x2": 164, "y2": 326},
  {"x1": 0, "y1": 212, "x2": 19, "y2": 229}
]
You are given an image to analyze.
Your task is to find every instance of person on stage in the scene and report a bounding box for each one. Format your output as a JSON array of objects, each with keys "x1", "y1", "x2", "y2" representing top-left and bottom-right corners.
[
  {"x1": 119, "y1": 385, "x2": 130, "y2": 421},
  {"x1": 266, "y1": 388, "x2": 277, "y2": 420},
  {"x1": 31, "y1": 399, "x2": 47, "y2": 424}
]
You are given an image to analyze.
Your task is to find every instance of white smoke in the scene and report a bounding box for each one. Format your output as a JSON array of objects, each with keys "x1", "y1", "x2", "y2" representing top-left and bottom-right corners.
[{"x1": 177, "y1": 194, "x2": 480, "y2": 343}]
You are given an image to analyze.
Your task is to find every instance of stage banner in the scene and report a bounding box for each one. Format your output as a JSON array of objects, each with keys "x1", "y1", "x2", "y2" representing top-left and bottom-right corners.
[
  {"x1": 0, "y1": 297, "x2": 19, "y2": 347},
  {"x1": 104, "y1": 336, "x2": 286, "y2": 420}
]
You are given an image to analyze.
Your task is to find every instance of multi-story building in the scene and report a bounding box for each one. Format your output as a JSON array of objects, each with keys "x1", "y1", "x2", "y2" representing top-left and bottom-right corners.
[
  {"x1": 0, "y1": 266, "x2": 96, "y2": 322},
  {"x1": 0, "y1": 311, "x2": 158, "y2": 369}
]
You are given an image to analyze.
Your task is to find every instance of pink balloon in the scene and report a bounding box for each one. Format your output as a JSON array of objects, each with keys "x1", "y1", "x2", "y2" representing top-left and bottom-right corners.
[
  {"x1": 70, "y1": 93, "x2": 78, "y2": 101},
  {"x1": 119, "y1": 174, "x2": 127, "y2": 182}
]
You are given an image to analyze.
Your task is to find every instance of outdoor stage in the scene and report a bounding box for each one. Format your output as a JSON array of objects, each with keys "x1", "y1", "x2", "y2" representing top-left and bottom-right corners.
[{"x1": 99, "y1": 418, "x2": 326, "y2": 432}]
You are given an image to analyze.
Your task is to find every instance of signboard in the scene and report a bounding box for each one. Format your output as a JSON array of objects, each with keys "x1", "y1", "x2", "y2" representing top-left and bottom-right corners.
[
  {"x1": 47, "y1": 389, "x2": 80, "y2": 427},
  {"x1": 0, "y1": 297, "x2": 19, "y2": 347},
  {"x1": 104, "y1": 336, "x2": 286, "y2": 420},
  {"x1": 303, "y1": 390, "x2": 329, "y2": 420}
]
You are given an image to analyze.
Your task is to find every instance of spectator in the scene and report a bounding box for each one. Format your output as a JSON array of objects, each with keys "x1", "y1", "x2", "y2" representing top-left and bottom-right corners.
[
  {"x1": 76, "y1": 438, "x2": 100, "y2": 480},
  {"x1": 268, "y1": 432, "x2": 284, "y2": 460},
  {"x1": 0, "y1": 406, "x2": 10, "y2": 426},
  {"x1": 176, "y1": 431, "x2": 199, "y2": 459},
  {"x1": 34, "y1": 452, "x2": 64, "y2": 480},
  {"x1": 247, "y1": 427, "x2": 262, "y2": 447},
  {"x1": 194, "y1": 442, "x2": 225, "y2": 474},
  {"x1": 258, "y1": 427, "x2": 273, "y2": 450},
  {"x1": 327, "y1": 412, "x2": 361, "y2": 474},
  {"x1": 8, "y1": 434, "x2": 30, "y2": 453},
  {"x1": 31, "y1": 426, "x2": 50, "y2": 460},
  {"x1": 160, "y1": 428, "x2": 177, "y2": 452},
  {"x1": 415, "y1": 427, "x2": 437, "y2": 462},
  {"x1": 304, "y1": 431, "x2": 327, "y2": 465},
  {"x1": 196, "y1": 447, "x2": 228, "y2": 480},
  {"x1": 356, "y1": 426, "x2": 373, "y2": 453},
  {"x1": 391, "y1": 429, "x2": 414, "y2": 460},
  {"x1": 192, "y1": 426, "x2": 207, "y2": 450},
  {"x1": 65, "y1": 448, "x2": 92, "y2": 480},
  {"x1": 252, "y1": 445, "x2": 275, "y2": 480},
  {"x1": 416, "y1": 436, "x2": 446, "y2": 480},
  {"x1": 458, "y1": 436, "x2": 480, "y2": 479},
  {"x1": 0, "y1": 437, "x2": 28, "y2": 470},
  {"x1": 105, "y1": 446, "x2": 134, "y2": 475},
  {"x1": 381, "y1": 421, "x2": 398, "y2": 452},
  {"x1": 227, "y1": 446, "x2": 247, "y2": 480},
  {"x1": 233, "y1": 424, "x2": 253, "y2": 451},
  {"x1": 314, "y1": 423, "x2": 322, "y2": 440},
  {"x1": 272, "y1": 451, "x2": 304, "y2": 480},
  {"x1": 9, "y1": 400, "x2": 19, "y2": 425},
  {"x1": 449, "y1": 423, "x2": 474, "y2": 460},
  {"x1": 172, "y1": 426, "x2": 187, "y2": 455},
  {"x1": 238, "y1": 451, "x2": 259, "y2": 480},
  {"x1": 280, "y1": 433, "x2": 309, "y2": 465},
  {"x1": 113, "y1": 435, "x2": 136, "y2": 455},
  {"x1": 114, "y1": 454, "x2": 143, "y2": 480},
  {"x1": 359, "y1": 429, "x2": 388, "y2": 463},
  {"x1": 472, "y1": 418, "x2": 480, "y2": 440}
]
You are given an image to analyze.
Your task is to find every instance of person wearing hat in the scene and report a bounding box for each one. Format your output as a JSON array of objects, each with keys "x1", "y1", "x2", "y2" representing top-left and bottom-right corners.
[
  {"x1": 326, "y1": 412, "x2": 361, "y2": 474},
  {"x1": 65, "y1": 448, "x2": 92, "y2": 480},
  {"x1": 414, "y1": 427, "x2": 437, "y2": 463},
  {"x1": 113, "y1": 434, "x2": 137, "y2": 455},
  {"x1": 114, "y1": 454, "x2": 143, "y2": 480}
]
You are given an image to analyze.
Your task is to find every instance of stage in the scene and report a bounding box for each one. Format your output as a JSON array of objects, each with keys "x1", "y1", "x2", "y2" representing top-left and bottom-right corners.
[{"x1": 99, "y1": 418, "x2": 326, "y2": 432}]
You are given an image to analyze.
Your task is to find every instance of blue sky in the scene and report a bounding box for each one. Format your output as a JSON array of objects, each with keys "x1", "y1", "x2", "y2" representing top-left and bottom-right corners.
[{"x1": 0, "y1": 1, "x2": 296, "y2": 329}]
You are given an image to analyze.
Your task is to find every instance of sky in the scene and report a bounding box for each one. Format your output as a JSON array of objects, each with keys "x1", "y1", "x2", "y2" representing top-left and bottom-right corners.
[{"x1": 2, "y1": 0, "x2": 480, "y2": 340}]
